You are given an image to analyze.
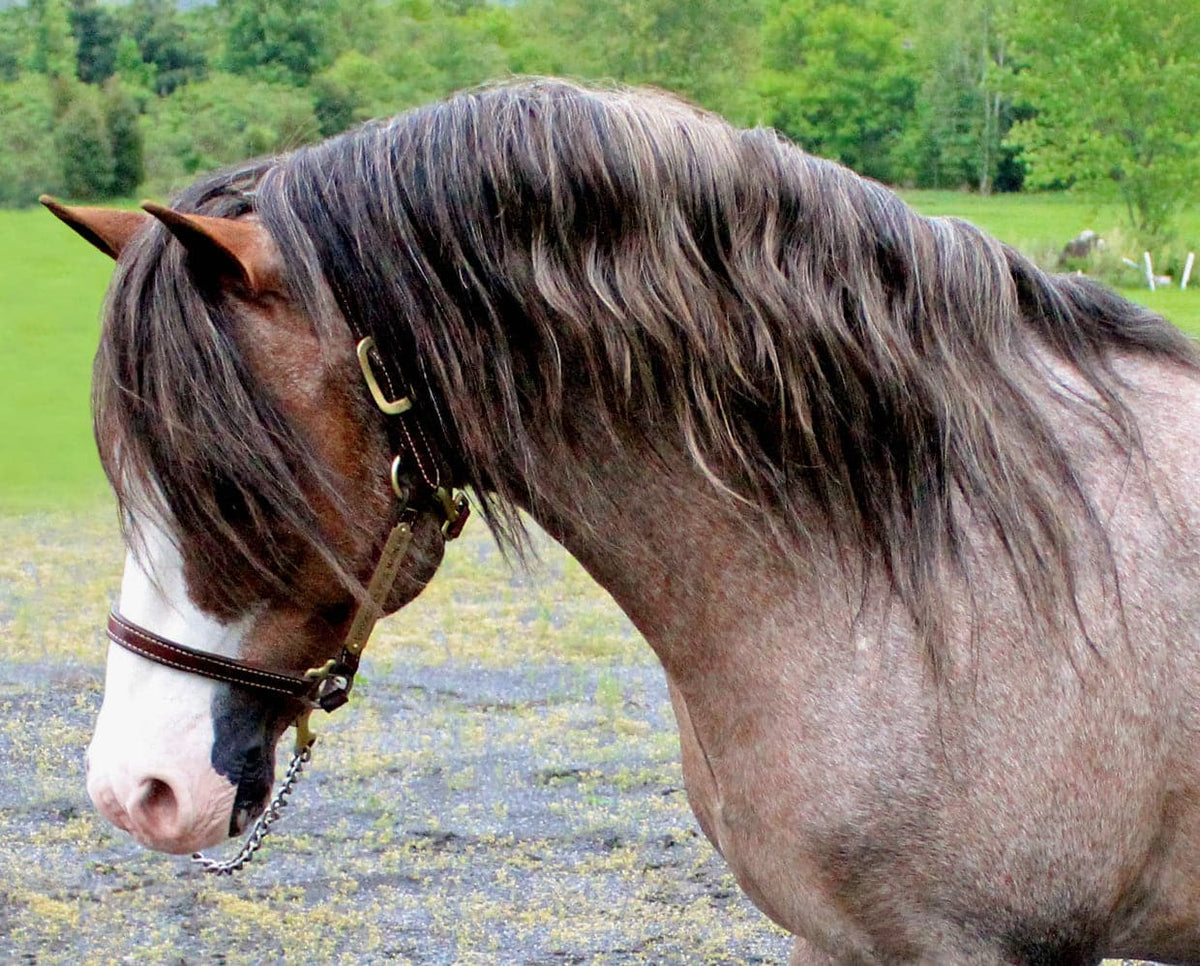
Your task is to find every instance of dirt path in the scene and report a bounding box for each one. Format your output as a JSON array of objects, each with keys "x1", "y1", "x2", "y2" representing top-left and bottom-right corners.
[{"x1": 0, "y1": 510, "x2": 790, "y2": 963}]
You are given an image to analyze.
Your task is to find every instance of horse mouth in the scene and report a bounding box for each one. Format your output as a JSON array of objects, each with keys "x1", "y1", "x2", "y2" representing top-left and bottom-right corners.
[
  {"x1": 228, "y1": 747, "x2": 273, "y2": 836},
  {"x1": 230, "y1": 800, "x2": 265, "y2": 836}
]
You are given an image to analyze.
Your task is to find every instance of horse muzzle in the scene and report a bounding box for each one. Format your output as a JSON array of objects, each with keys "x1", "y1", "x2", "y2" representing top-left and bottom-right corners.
[
  {"x1": 87, "y1": 639, "x2": 281, "y2": 854},
  {"x1": 86, "y1": 737, "x2": 241, "y2": 854}
]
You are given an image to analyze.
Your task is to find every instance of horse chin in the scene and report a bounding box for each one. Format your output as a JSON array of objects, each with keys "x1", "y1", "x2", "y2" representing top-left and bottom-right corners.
[{"x1": 209, "y1": 687, "x2": 292, "y2": 838}]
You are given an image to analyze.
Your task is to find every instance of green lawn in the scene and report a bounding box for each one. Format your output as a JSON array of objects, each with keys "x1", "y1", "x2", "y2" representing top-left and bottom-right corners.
[
  {"x1": 901, "y1": 189, "x2": 1200, "y2": 253},
  {"x1": 901, "y1": 189, "x2": 1200, "y2": 334},
  {"x1": 3, "y1": 193, "x2": 1198, "y2": 511},
  {"x1": 1120, "y1": 287, "x2": 1200, "y2": 336},
  {"x1": 0, "y1": 207, "x2": 114, "y2": 511}
]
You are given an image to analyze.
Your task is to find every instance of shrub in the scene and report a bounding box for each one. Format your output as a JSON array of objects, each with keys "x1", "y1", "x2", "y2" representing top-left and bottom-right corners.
[
  {"x1": 312, "y1": 50, "x2": 405, "y2": 136},
  {"x1": 140, "y1": 73, "x2": 318, "y2": 196},
  {"x1": 104, "y1": 80, "x2": 144, "y2": 197},
  {"x1": 56, "y1": 84, "x2": 116, "y2": 199},
  {"x1": 0, "y1": 76, "x2": 60, "y2": 206}
]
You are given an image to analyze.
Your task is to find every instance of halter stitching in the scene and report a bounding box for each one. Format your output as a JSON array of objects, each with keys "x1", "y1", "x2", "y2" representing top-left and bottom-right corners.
[
  {"x1": 108, "y1": 613, "x2": 307, "y2": 691},
  {"x1": 105, "y1": 629, "x2": 303, "y2": 698}
]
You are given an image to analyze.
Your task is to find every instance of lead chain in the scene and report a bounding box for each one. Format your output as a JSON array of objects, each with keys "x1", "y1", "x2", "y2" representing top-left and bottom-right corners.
[{"x1": 191, "y1": 739, "x2": 314, "y2": 876}]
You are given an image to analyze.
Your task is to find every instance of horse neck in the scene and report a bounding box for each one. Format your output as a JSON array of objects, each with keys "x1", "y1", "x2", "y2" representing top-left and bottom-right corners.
[{"x1": 509, "y1": 431, "x2": 844, "y2": 681}]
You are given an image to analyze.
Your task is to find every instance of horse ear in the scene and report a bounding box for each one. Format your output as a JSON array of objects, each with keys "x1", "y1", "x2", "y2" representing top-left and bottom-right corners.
[
  {"x1": 39, "y1": 196, "x2": 150, "y2": 260},
  {"x1": 140, "y1": 202, "x2": 282, "y2": 296}
]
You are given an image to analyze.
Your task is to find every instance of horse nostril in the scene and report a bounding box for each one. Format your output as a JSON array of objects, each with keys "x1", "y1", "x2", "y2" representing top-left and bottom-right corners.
[{"x1": 136, "y1": 777, "x2": 180, "y2": 830}]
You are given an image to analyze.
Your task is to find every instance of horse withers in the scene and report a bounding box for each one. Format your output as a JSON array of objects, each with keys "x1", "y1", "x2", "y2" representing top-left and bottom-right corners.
[{"x1": 46, "y1": 80, "x2": 1200, "y2": 963}]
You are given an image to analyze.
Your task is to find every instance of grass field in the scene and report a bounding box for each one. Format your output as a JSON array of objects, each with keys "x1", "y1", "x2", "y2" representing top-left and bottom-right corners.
[
  {"x1": 0, "y1": 207, "x2": 115, "y2": 511},
  {"x1": 901, "y1": 189, "x2": 1200, "y2": 254},
  {"x1": 901, "y1": 189, "x2": 1200, "y2": 333},
  {"x1": 4, "y1": 192, "x2": 1198, "y2": 512}
]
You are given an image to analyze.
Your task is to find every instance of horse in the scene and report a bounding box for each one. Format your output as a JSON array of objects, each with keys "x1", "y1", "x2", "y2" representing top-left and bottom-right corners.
[{"x1": 43, "y1": 79, "x2": 1200, "y2": 963}]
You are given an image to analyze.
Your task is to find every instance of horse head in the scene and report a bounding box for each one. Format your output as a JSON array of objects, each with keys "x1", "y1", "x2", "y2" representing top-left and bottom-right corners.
[{"x1": 43, "y1": 197, "x2": 451, "y2": 855}]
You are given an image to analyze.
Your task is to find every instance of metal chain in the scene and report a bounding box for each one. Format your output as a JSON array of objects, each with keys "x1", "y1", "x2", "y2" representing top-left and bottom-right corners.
[{"x1": 191, "y1": 738, "x2": 315, "y2": 876}]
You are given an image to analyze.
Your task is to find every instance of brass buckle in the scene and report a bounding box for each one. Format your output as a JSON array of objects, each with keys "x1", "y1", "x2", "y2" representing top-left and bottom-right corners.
[
  {"x1": 438, "y1": 488, "x2": 471, "y2": 540},
  {"x1": 303, "y1": 658, "x2": 354, "y2": 713},
  {"x1": 356, "y1": 337, "x2": 413, "y2": 415}
]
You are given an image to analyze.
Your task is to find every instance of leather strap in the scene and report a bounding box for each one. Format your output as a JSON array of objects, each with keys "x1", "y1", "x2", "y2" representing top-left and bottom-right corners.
[
  {"x1": 106, "y1": 611, "x2": 317, "y2": 702},
  {"x1": 104, "y1": 520, "x2": 419, "y2": 709}
]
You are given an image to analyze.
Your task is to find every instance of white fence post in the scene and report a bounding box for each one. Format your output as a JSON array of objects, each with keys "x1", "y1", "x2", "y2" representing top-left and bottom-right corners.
[
  {"x1": 1143, "y1": 251, "x2": 1156, "y2": 291},
  {"x1": 1183, "y1": 252, "x2": 1195, "y2": 291}
]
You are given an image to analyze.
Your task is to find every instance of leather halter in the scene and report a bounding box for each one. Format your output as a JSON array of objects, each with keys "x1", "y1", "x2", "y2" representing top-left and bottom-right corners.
[
  {"x1": 104, "y1": 333, "x2": 470, "y2": 745},
  {"x1": 106, "y1": 610, "x2": 319, "y2": 702}
]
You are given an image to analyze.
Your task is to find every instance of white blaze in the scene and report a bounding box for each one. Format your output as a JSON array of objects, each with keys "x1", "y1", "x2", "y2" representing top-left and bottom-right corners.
[{"x1": 88, "y1": 516, "x2": 255, "y2": 853}]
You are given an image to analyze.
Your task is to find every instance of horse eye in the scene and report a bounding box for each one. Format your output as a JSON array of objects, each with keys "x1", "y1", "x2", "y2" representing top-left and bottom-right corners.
[{"x1": 317, "y1": 602, "x2": 353, "y2": 626}]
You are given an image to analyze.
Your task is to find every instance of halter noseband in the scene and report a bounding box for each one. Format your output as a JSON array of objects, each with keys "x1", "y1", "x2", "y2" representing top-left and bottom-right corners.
[{"x1": 106, "y1": 610, "x2": 327, "y2": 703}]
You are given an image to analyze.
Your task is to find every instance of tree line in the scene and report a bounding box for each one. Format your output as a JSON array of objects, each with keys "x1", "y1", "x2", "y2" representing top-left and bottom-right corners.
[{"x1": 2, "y1": 0, "x2": 1196, "y2": 244}]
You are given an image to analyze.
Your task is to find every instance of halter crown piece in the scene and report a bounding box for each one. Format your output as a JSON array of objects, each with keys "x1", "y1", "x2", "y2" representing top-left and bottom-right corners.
[{"x1": 104, "y1": 333, "x2": 470, "y2": 874}]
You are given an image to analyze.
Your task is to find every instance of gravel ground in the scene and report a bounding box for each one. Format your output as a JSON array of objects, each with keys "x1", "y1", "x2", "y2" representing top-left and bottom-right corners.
[{"x1": 0, "y1": 509, "x2": 791, "y2": 964}]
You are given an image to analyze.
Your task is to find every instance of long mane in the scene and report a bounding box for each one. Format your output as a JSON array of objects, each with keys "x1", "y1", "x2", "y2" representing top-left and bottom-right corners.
[
  {"x1": 95, "y1": 162, "x2": 363, "y2": 609},
  {"x1": 100, "y1": 78, "x2": 1198, "y2": 652}
]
